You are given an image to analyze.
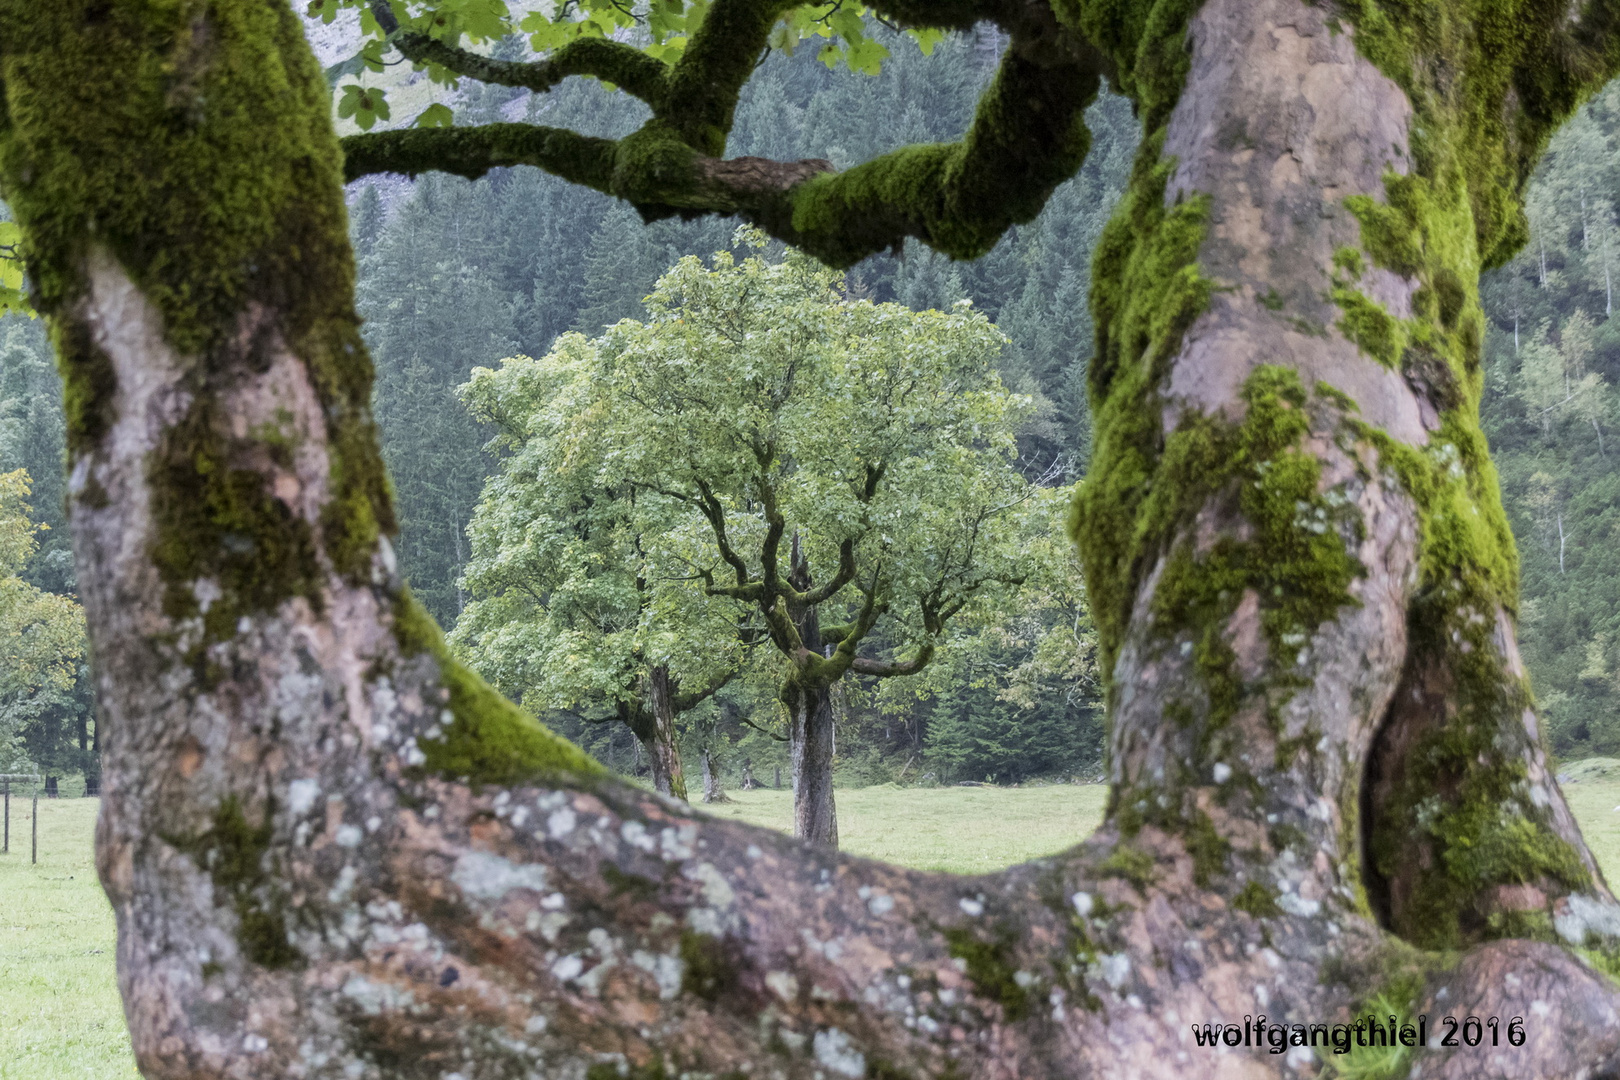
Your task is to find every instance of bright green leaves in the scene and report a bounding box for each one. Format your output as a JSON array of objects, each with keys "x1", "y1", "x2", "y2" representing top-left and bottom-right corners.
[
  {"x1": 454, "y1": 231, "x2": 1057, "y2": 714},
  {"x1": 415, "y1": 102, "x2": 454, "y2": 128},
  {"x1": 316, "y1": 0, "x2": 938, "y2": 109},
  {"x1": 336, "y1": 83, "x2": 391, "y2": 130},
  {"x1": 0, "y1": 223, "x2": 32, "y2": 317},
  {"x1": 0, "y1": 470, "x2": 86, "y2": 772}
]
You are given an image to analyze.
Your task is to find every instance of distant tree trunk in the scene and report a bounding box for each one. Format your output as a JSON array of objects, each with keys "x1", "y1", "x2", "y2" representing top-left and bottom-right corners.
[
  {"x1": 699, "y1": 748, "x2": 730, "y2": 804},
  {"x1": 785, "y1": 681, "x2": 837, "y2": 848},
  {"x1": 7, "y1": 2, "x2": 1620, "y2": 1078},
  {"x1": 84, "y1": 712, "x2": 100, "y2": 797},
  {"x1": 44, "y1": 775, "x2": 58, "y2": 798},
  {"x1": 642, "y1": 665, "x2": 689, "y2": 802}
]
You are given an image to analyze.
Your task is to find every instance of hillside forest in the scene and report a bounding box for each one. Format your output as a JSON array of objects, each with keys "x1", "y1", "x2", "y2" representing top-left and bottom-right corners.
[{"x1": 2, "y1": 27, "x2": 1617, "y2": 793}]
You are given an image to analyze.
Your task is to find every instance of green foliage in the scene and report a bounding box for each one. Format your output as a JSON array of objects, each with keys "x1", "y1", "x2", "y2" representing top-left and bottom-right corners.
[
  {"x1": 452, "y1": 230, "x2": 1086, "y2": 790},
  {"x1": 337, "y1": 82, "x2": 392, "y2": 130},
  {"x1": 449, "y1": 323, "x2": 745, "y2": 736},
  {"x1": 313, "y1": 0, "x2": 959, "y2": 133},
  {"x1": 0, "y1": 319, "x2": 69, "y2": 591},
  {"x1": 0, "y1": 469, "x2": 86, "y2": 774},
  {"x1": 0, "y1": 222, "x2": 31, "y2": 317}
]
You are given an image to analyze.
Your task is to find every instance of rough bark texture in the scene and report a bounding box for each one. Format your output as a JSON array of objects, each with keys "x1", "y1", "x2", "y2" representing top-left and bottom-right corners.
[
  {"x1": 642, "y1": 666, "x2": 689, "y2": 803},
  {"x1": 700, "y1": 748, "x2": 730, "y2": 805},
  {"x1": 1097, "y1": 0, "x2": 1607, "y2": 942},
  {"x1": 787, "y1": 684, "x2": 837, "y2": 848},
  {"x1": 6, "y1": 1, "x2": 1620, "y2": 1078}
]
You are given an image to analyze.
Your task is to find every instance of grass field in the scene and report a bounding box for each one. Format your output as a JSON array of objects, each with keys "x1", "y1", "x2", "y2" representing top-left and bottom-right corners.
[
  {"x1": 4, "y1": 777, "x2": 1619, "y2": 1079},
  {"x1": 0, "y1": 795, "x2": 131, "y2": 1080}
]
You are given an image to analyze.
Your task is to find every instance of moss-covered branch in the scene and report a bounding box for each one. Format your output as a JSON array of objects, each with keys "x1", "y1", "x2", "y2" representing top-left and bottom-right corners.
[
  {"x1": 659, "y1": 0, "x2": 800, "y2": 155},
  {"x1": 406, "y1": 32, "x2": 672, "y2": 108},
  {"x1": 341, "y1": 122, "x2": 618, "y2": 185},
  {"x1": 338, "y1": 0, "x2": 1108, "y2": 268},
  {"x1": 780, "y1": 41, "x2": 1103, "y2": 264},
  {"x1": 366, "y1": 0, "x2": 672, "y2": 106}
]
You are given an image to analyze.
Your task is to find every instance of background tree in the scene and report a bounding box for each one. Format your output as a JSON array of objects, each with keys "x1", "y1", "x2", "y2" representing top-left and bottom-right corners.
[
  {"x1": 332, "y1": 31, "x2": 1136, "y2": 625},
  {"x1": 7, "y1": 0, "x2": 1620, "y2": 1077},
  {"x1": 481, "y1": 235, "x2": 1061, "y2": 845},
  {"x1": 450, "y1": 338, "x2": 751, "y2": 799},
  {"x1": 0, "y1": 470, "x2": 86, "y2": 779}
]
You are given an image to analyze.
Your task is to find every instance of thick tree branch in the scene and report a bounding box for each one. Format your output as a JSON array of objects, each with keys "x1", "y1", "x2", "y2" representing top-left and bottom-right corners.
[
  {"x1": 342, "y1": 122, "x2": 617, "y2": 185},
  {"x1": 794, "y1": 537, "x2": 856, "y2": 606},
  {"x1": 412, "y1": 33, "x2": 671, "y2": 107},
  {"x1": 659, "y1": 0, "x2": 800, "y2": 154},
  {"x1": 670, "y1": 669, "x2": 735, "y2": 714},
  {"x1": 793, "y1": 463, "x2": 878, "y2": 607},
  {"x1": 693, "y1": 480, "x2": 755, "y2": 593},
  {"x1": 341, "y1": 15, "x2": 1106, "y2": 268},
  {"x1": 848, "y1": 646, "x2": 933, "y2": 678},
  {"x1": 365, "y1": 0, "x2": 672, "y2": 107},
  {"x1": 751, "y1": 473, "x2": 789, "y2": 599}
]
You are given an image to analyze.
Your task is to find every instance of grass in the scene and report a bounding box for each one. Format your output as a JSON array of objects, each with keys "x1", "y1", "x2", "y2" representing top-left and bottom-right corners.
[
  {"x1": 4, "y1": 774, "x2": 1620, "y2": 1078},
  {"x1": 0, "y1": 795, "x2": 133, "y2": 1080},
  {"x1": 704, "y1": 782, "x2": 1109, "y2": 874}
]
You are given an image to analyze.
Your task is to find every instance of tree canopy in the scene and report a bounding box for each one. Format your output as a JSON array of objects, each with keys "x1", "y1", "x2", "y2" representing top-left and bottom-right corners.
[
  {"x1": 0, "y1": 469, "x2": 85, "y2": 773},
  {"x1": 453, "y1": 232, "x2": 1075, "y2": 837}
]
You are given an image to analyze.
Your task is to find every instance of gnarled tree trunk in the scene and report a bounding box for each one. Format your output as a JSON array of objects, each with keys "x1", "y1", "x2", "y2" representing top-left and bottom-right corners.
[{"x1": 6, "y1": 1, "x2": 1620, "y2": 1079}]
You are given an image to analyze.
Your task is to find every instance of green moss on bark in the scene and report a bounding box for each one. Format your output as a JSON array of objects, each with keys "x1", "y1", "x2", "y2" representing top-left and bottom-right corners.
[
  {"x1": 167, "y1": 795, "x2": 301, "y2": 970},
  {"x1": 393, "y1": 591, "x2": 603, "y2": 787},
  {"x1": 1322, "y1": 0, "x2": 1615, "y2": 948},
  {"x1": 941, "y1": 925, "x2": 1031, "y2": 1022},
  {"x1": 678, "y1": 930, "x2": 739, "y2": 1002},
  {"x1": 1232, "y1": 880, "x2": 1283, "y2": 919},
  {"x1": 0, "y1": 0, "x2": 394, "y2": 616},
  {"x1": 1069, "y1": 138, "x2": 1213, "y2": 682}
]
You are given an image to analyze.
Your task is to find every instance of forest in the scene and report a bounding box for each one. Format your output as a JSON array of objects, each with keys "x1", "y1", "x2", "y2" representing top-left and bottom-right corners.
[{"x1": 6, "y1": 22, "x2": 1620, "y2": 794}]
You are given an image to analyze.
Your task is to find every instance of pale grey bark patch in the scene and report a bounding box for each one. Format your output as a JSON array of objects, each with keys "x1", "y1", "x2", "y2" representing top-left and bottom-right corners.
[{"x1": 1160, "y1": 0, "x2": 1426, "y2": 444}]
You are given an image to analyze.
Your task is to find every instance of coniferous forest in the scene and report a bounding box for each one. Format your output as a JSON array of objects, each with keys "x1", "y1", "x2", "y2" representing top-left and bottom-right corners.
[{"x1": 4, "y1": 26, "x2": 1620, "y2": 791}]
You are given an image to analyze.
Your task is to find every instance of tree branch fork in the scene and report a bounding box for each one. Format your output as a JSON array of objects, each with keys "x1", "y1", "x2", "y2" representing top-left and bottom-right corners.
[{"x1": 342, "y1": 0, "x2": 1111, "y2": 267}]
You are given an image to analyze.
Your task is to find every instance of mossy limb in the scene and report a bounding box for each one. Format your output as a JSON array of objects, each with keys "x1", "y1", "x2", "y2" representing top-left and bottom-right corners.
[{"x1": 394, "y1": 591, "x2": 604, "y2": 787}]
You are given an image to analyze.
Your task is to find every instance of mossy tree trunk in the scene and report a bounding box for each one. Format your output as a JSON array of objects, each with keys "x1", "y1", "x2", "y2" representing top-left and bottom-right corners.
[{"x1": 8, "y1": 1, "x2": 1620, "y2": 1078}]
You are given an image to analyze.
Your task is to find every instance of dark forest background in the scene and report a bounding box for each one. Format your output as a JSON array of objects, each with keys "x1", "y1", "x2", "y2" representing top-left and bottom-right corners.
[{"x1": 4, "y1": 28, "x2": 1617, "y2": 792}]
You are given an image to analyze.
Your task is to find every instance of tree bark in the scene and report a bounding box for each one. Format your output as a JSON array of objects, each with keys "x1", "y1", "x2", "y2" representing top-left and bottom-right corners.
[
  {"x1": 6, "y1": 2, "x2": 1620, "y2": 1078},
  {"x1": 642, "y1": 665, "x2": 689, "y2": 802},
  {"x1": 785, "y1": 681, "x2": 837, "y2": 848},
  {"x1": 1078, "y1": 0, "x2": 1618, "y2": 959},
  {"x1": 700, "y1": 747, "x2": 730, "y2": 804}
]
